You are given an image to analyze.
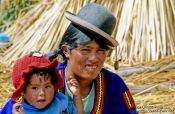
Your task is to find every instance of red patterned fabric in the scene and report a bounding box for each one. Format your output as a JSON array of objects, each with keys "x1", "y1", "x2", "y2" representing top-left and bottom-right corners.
[{"x1": 11, "y1": 55, "x2": 62, "y2": 102}]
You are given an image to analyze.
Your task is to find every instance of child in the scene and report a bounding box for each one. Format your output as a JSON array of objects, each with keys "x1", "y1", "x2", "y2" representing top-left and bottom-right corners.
[{"x1": 0, "y1": 52, "x2": 83, "y2": 114}]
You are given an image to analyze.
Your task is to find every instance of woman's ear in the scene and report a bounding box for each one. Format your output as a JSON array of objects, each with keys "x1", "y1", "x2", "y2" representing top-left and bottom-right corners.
[{"x1": 60, "y1": 45, "x2": 70, "y2": 58}]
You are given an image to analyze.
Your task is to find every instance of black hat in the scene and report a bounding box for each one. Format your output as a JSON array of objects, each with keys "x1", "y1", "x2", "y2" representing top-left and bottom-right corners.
[{"x1": 65, "y1": 3, "x2": 118, "y2": 47}]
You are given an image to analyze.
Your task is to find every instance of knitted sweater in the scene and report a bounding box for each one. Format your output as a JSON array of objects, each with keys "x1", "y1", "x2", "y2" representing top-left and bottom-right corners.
[{"x1": 57, "y1": 63, "x2": 138, "y2": 114}]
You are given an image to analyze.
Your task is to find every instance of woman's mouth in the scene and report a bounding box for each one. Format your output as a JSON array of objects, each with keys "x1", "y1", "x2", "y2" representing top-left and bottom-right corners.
[{"x1": 86, "y1": 65, "x2": 98, "y2": 71}]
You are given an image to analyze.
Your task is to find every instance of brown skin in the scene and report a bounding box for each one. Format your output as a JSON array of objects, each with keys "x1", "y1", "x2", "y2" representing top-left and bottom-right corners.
[
  {"x1": 13, "y1": 74, "x2": 55, "y2": 114},
  {"x1": 13, "y1": 73, "x2": 82, "y2": 114},
  {"x1": 63, "y1": 40, "x2": 106, "y2": 103},
  {"x1": 24, "y1": 74, "x2": 55, "y2": 109},
  {"x1": 67, "y1": 76, "x2": 83, "y2": 114},
  {"x1": 12, "y1": 103, "x2": 24, "y2": 114},
  {"x1": 13, "y1": 40, "x2": 106, "y2": 114}
]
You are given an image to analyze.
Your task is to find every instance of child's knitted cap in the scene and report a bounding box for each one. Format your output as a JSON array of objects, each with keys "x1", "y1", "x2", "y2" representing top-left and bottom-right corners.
[{"x1": 11, "y1": 54, "x2": 62, "y2": 102}]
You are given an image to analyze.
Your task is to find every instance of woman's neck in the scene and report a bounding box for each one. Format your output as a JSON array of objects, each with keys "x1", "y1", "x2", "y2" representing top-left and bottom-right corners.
[
  {"x1": 65, "y1": 67, "x2": 93, "y2": 98},
  {"x1": 78, "y1": 79, "x2": 93, "y2": 98}
]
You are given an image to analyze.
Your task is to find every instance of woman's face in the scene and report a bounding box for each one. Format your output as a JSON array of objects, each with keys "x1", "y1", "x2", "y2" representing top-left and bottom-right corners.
[
  {"x1": 66, "y1": 40, "x2": 107, "y2": 81},
  {"x1": 24, "y1": 74, "x2": 55, "y2": 109}
]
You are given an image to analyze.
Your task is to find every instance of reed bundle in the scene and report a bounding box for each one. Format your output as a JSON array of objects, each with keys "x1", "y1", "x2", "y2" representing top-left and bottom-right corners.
[
  {"x1": 112, "y1": 0, "x2": 175, "y2": 66},
  {"x1": 0, "y1": 0, "x2": 122, "y2": 67},
  {"x1": 1, "y1": 0, "x2": 68, "y2": 66}
]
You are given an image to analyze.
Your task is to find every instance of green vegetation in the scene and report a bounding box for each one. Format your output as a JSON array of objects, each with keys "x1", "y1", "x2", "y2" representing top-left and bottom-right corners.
[{"x1": 0, "y1": 0, "x2": 39, "y2": 32}]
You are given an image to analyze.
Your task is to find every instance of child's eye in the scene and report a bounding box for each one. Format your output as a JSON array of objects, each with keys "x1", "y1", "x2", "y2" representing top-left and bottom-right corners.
[
  {"x1": 45, "y1": 85, "x2": 50, "y2": 89},
  {"x1": 31, "y1": 87, "x2": 38, "y2": 90}
]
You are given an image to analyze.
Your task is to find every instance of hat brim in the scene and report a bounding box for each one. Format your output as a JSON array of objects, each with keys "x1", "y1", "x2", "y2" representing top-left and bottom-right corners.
[{"x1": 65, "y1": 11, "x2": 119, "y2": 47}]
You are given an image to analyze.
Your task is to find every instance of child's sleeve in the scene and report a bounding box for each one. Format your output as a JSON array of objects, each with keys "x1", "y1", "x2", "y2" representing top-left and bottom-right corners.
[{"x1": 64, "y1": 100, "x2": 78, "y2": 114}]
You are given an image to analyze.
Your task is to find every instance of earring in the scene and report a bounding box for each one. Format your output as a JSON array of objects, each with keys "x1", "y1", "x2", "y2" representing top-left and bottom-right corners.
[{"x1": 17, "y1": 92, "x2": 24, "y2": 104}]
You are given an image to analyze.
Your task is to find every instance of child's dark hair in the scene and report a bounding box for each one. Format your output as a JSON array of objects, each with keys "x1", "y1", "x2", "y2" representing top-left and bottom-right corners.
[{"x1": 24, "y1": 68, "x2": 58, "y2": 91}]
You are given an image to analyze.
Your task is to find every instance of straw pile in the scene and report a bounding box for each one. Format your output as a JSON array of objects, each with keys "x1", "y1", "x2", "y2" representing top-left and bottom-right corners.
[
  {"x1": 122, "y1": 56, "x2": 175, "y2": 113},
  {"x1": 111, "y1": 0, "x2": 175, "y2": 66},
  {"x1": 0, "y1": 63, "x2": 13, "y2": 109},
  {"x1": 0, "y1": 0, "x2": 69, "y2": 66},
  {"x1": 0, "y1": 0, "x2": 123, "y2": 67}
]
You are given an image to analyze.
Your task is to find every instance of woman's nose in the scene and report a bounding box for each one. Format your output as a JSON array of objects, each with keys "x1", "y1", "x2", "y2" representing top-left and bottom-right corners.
[{"x1": 88, "y1": 52, "x2": 99, "y2": 62}]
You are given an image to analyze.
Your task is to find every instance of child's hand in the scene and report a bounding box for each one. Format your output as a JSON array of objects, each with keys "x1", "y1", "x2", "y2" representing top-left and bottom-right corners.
[
  {"x1": 67, "y1": 77, "x2": 80, "y2": 97},
  {"x1": 67, "y1": 77, "x2": 83, "y2": 114},
  {"x1": 12, "y1": 103, "x2": 24, "y2": 114}
]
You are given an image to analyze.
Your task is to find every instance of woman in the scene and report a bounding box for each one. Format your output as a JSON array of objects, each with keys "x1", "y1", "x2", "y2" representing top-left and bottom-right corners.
[
  {"x1": 12, "y1": 3, "x2": 138, "y2": 114},
  {"x1": 50, "y1": 3, "x2": 138, "y2": 114}
]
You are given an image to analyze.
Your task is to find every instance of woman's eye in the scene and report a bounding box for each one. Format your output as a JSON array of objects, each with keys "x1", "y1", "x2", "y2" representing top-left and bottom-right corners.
[
  {"x1": 81, "y1": 49, "x2": 90, "y2": 52},
  {"x1": 98, "y1": 49, "x2": 105, "y2": 52},
  {"x1": 97, "y1": 49, "x2": 106, "y2": 54}
]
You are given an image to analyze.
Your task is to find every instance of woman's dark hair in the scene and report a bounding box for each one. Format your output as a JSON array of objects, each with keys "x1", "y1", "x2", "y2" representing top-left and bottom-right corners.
[
  {"x1": 48, "y1": 24, "x2": 110, "y2": 61},
  {"x1": 58, "y1": 24, "x2": 109, "y2": 60}
]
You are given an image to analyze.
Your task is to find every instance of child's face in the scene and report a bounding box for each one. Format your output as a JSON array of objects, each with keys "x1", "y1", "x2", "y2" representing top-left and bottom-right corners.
[{"x1": 24, "y1": 73, "x2": 55, "y2": 109}]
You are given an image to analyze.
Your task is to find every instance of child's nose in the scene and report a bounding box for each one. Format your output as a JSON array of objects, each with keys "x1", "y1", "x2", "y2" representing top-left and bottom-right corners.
[{"x1": 39, "y1": 89, "x2": 45, "y2": 96}]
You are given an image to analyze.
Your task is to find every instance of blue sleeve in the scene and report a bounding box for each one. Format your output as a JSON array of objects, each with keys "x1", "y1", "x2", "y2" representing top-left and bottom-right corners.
[
  {"x1": 64, "y1": 100, "x2": 77, "y2": 114},
  {"x1": 0, "y1": 99, "x2": 15, "y2": 114}
]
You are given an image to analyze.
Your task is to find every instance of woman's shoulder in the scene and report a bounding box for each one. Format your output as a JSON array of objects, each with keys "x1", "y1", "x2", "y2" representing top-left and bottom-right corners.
[
  {"x1": 57, "y1": 62, "x2": 66, "y2": 70},
  {"x1": 101, "y1": 68, "x2": 124, "y2": 82},
  {"x1": 101, "y1": 68, "x2": 128, "y2": 91}
]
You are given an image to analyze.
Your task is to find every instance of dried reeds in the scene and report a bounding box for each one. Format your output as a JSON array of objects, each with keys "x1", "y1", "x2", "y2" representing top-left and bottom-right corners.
[
  {"x1": 113, "y1": 0, "x2": 175, "y2": 66},
  {"x1": 121, "y1": 55, "x2": 175, "y2": 113},
  {"x1": 0, "y1": 0, "x2": 120, "y2": 67}
]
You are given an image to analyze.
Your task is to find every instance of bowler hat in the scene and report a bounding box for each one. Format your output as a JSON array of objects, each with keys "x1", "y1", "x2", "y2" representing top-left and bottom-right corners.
[{"x1": 65, "y1": 3, "x2": 118, "y2": 47}]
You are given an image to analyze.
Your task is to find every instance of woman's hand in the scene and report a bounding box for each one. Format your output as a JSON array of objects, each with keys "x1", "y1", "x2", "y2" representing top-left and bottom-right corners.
[{"x1": 12, "y1": 103, "x2": 24, "y2": 114}]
